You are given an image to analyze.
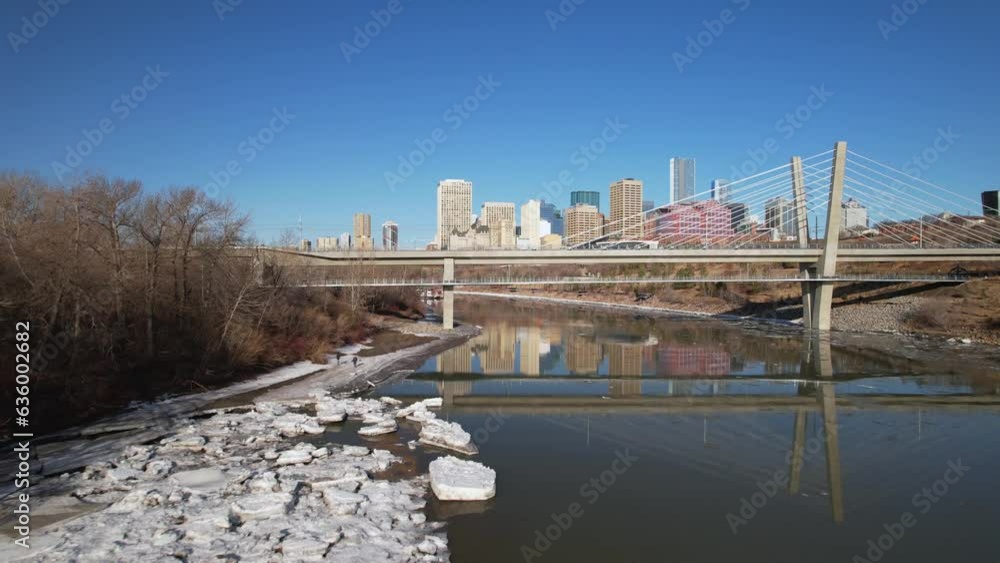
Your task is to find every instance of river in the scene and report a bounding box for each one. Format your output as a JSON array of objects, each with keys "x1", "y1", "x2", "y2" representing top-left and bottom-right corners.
[{"x1": 368, "y1": 296, "x2": 1000, "y2": 563}]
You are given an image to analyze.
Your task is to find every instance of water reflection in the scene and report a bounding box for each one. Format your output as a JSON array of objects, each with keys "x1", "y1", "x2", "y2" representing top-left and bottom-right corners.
[
  {"x1": 426, "y1": 301, "x2": 998, "y2": 392},
  {"x1": 380, "y1": 298, "x2": 1000, "y2": 562}
]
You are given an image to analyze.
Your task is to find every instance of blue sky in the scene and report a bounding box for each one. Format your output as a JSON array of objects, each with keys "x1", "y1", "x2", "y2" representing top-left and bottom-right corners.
[{"x1": 3, "y1": 0, "x2": 998, "y2": 245}]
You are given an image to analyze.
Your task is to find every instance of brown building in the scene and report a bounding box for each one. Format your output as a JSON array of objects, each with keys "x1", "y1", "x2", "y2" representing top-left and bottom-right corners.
[
  {"x1": 564, "y1": 203, "x2": 602, "y2": 247},
  {"x1": 610, "y1": 178, "x2": 644, "y2": 240}
]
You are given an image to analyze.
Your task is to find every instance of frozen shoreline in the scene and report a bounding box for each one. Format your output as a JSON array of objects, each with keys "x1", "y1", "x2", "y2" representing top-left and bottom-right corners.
[
  {"x1": 0, "y1": 323, "x2": 478, "y2": 485},
  {"x1": 1, "y1": 393, "x2": 490, "y2": 562}
]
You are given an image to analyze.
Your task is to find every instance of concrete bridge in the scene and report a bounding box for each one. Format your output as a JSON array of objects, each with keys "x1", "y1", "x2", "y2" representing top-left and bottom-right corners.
[{"x1": 264, "y1": 142, "x2": 1000, "y2": 329}]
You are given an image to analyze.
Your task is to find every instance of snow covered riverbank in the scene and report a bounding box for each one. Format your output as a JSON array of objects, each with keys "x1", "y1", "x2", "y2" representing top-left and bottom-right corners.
[
  {"x1": 0, "y1": 323, "x2": 479, "y2": 486},
  {"x1": 1, "y1": 392, "x2": 494, "y2": 562}
]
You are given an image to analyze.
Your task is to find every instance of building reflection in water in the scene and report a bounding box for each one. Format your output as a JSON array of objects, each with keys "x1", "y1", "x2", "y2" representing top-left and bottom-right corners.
[
  {"x1": 518, "y1": 326, "x2": 541, "y2": 376},
  {"x1": 565, "y1": 331, "x2": 602, "y2": 375},
  {"x1": 429, "y1": 322, "x2": 848, "y2": 524}
]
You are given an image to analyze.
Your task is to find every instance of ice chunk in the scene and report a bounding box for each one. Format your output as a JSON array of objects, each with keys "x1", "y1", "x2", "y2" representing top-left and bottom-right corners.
[
  {"x1": 358, "y1": 420, "x2": 398, "y2": 436},
  {"x1": 171, "y1": 468, "x2": 228, "y2": 492},
  {"x1": 276, "y1": 449, "x2": 313, "y2": 466},
  {"x1": 273, "y1": 413, "x2": 324, "y2": 437},
  {"x1": 230, "y1": 492, "x2": 294, "y2": 522},
  {"x1": 161, "y1": 435, "x2": 206, "y2": 452},
  {"x1": 429, "y1": 456, "x2": 496, "y2": 501},
  {"x1": 342, "y1": 445, "x2": 370, "y2": 457},
  {"x1": 321, "y1": 488, "x2": 365, "y2": 515},
  {"x1": 419, "y1": 419, "x2": 478, "y2": 455}
]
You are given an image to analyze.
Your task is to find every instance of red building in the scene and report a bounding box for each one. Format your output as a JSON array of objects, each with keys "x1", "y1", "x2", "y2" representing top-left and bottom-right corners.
[{"x1": 649, "y1": 200, "x2": 734, "y2": 241}]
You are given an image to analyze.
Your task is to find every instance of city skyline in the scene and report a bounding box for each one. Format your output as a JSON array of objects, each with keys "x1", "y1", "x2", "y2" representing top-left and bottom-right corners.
[{"x1": 3, "y1": 1, "x2": 998, "y2": 246}]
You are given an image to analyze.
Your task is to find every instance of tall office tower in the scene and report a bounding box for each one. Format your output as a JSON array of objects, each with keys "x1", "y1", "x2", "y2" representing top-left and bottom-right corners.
[
  {"x1": 725, "y1": 202, "x2": 749, "y2": 232},
  {"x1": 711, "y1": 179, "x2": 732, "y2": 203},
  {"x1": 539, "y1": 200, "x2": 563, "y2": 236},
  {"x1": 570, "y1": 190, "x2": 600, "y2": 211},
  {"x1": 353, "y1": 213, "x2": 371, "y2": 240},
  {"x1": 381, "y1": 221, "x2": 399, "y2": 250},
  {"x1": 480, "y1": 202, "x2": 516, "y2": 248},
  {"x1": 436, "y1": 179, "x2": 473, "y2": 249},
  {"x1": 670, "y1": 157, "x2": 696, "y2": 204},
  {"x1": 764, "y1": 197, "x2": 799, "y2": 238},
  {"x1": 564, "y1": 203, "x2": 602, "y2": 247},
  {"x1": 520, "y1": 199, "x2": 542, "y2": 248},
  {"x1": 338, "y1": 232, "x2": 352, "y2": 249},
  {"x1": 841, "y1": 199, "x2": 869, "y2": 231},
  {"x1": 983, "y1": 190, "x2": 999, "y2": 216},
  {"x1": 610, "y1": 178, "x2": 644, "y2": 240}
]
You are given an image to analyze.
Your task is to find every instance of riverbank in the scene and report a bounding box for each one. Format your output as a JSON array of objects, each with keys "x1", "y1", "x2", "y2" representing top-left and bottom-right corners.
[
  {"x1": 1, "y1": 317, "x2": 481, "y2": 560},
  {"x1": 464, "y1": 281, "x2": 1000, "y2": 344},
  {"x1": 0, "y1": 318, "x2": 479, "y2": 485}
]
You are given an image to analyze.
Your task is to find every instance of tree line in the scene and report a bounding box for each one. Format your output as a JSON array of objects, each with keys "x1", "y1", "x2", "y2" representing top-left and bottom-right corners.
[{"x1": 0, "y1": 171, "x2": 419, "y2": 433}]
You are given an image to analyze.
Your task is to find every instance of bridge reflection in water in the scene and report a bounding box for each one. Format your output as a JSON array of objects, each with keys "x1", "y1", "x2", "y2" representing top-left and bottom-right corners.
[{"x1": 380, "y1": 301, "x2": 1000, "y2": 532}]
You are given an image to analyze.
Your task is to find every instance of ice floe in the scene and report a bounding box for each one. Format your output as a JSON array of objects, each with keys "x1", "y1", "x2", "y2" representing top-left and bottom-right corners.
[{"x1": 429, "y1": 456, "x2": 497, "y2": 501}]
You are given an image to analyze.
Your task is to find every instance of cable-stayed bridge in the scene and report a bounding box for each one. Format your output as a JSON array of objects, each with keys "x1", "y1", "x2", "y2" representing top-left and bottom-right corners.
[{"x1": 265, "y1": 142, "x2": 1000, "y2": 329}]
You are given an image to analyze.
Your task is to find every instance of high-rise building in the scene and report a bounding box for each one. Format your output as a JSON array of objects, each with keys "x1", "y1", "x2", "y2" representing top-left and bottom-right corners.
[
  {"x1": 571, "y1": 190, "x2": 601, "y2": 211},
  {"x1": 643, "y1": 200, "x2": 655, "y2": 213},
  {"x1": 540, "y1": 200, "x2": 563, "y2": 236},
  {"x1": 520, "y1": 199, "x2": 542, "y2": 248},
  {"x1": 610, "y1": 178, "x2": 644, "y2": 240},
  {"x1": 841, "y1": 199, "x2": 869, "y2": 231},
  {"x1": 338, "y1": 232, "x2": 352, "y2": 249},
  {"x1": 670, "y1": 157, "x2": 696, "y2": 204},
  {"x1": 355, "y1": 235, "x2": 374, "y2": 250},
  {"x1": 436, "y1": 179, "x2": 472, "y2": 249},
  {"x1": 564, "y1": 203, "x2": 602, "y2": 247},
  {"x1": 353, "y1": 213, "x2": 371, "y2": 240},
  {"x1": 298, "y1": 239, "x2": 312, "y2": 252},
  {"x1": 381, "y1": 221, "x2": 399, "y2": 250},
  {"x1": 764, "y1": 197, "x2": 799, "y2": 239},
  {"x1": 724, "y1": 202, "x2": 749, "y2": 233},
  {"x1": 983, "y1": 190, "x2": 999, "y2": 217},
  {"x1": 711, "y1": 179, "x2": 732, "y2": 203},
  {"x1": 480, "y1": 202, "x2": 516, "y2": 249},
  {"x1": 316, "y1": 236, "x2": 339, "y2": 251}
]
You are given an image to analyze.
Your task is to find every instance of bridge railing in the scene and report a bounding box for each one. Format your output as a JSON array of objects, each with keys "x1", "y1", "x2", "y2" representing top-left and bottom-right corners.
[{"x1": 286, "y1": 273, "x2": 972, "y2": 287}]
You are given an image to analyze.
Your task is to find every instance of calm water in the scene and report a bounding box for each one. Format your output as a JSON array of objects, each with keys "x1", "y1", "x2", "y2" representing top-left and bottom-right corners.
[{"x1": 370, "y1": 298, "x2": 1000, "y2": 563}]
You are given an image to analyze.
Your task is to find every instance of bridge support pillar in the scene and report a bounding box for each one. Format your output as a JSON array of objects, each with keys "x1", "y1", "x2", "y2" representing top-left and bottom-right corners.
[
  {"x1": 800, "y1": 278, "x2": 815, "y2": 330},
  {"x1": 810, "y1": 282, "x2": 836, "y2": 331},
  {"x1": 803, "y1": 141, "x2": 847, "y2": 331},
  {"x1": 442, "y1": 285, "x2": 455, "y2": 330},
  {"x1": 442, "y1": 258, "x2": 456, "y2": 330}
]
